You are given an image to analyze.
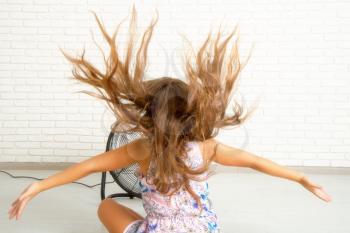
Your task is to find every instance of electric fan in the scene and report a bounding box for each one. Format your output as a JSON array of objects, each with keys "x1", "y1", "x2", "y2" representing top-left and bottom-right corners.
[{"x1": 100, "y1": 130, "x2": 143, "y2": 200}]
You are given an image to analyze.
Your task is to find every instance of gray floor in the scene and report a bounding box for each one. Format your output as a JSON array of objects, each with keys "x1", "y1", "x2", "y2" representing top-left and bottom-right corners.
[{"x1": 2, "y1": 168, "x2": 349, "y2": 233}]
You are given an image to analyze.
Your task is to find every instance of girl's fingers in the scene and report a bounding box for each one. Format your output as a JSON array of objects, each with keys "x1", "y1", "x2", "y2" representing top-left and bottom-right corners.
[
  {"x1": 12, "y1": 198, "x2": 19, "y2": 206},
  {"x1": 302, "y1": 179, "x2": 332, "y2": 202},
  {"x1": 9, "y1": 202, "x2": 17, "y2": 216},
  {"x1": 8, "y1": 205, "x2": 13, "y2": 214},
  {"x1": 13, "y1": 202, "x2": 23, "y2": 220},
  {"x1": 9, "y1": 184, "x2": 38, "y2": 220},
  {"x1": 12, "y1": 204, "x2": 19, "y2": 218},
  {"x1": 9, "y1": 206, "x2": 15, "y2": 217},
  {"x1": 321, "y1": 189, "x2": 332, "y2": 202},
  {"x1": 315, "y1": 188, "x2": 332, "y2": 202},
  {"x1": 9, "y1": 197, "x2": 21, "y2": 217},
  {"x1": 319, "y1": 193, "x2": 330, "y2": 202},
  {"x1": 17, "y1": 200, "x2": 28, "y2": 220},
  {"x1": 12, "y1": 194, "x2": 25, "y2": 206},
  {"x1": 9, "y1": 198, "x2": 26, "y2": 220},
  {"x1": 9, "y1": 204, "x2": 19, "y2": 220}
]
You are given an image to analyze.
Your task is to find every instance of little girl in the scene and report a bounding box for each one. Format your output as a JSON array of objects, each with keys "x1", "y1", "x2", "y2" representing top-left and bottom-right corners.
[{"x1": 8, "y1": 5, "x2": 332, "y2": 233}]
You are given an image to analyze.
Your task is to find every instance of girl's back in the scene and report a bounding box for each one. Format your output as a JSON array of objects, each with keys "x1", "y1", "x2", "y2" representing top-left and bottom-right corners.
[
  {"x1": 134, "y1": 140, "x2": 220, "y2": 233},
  {"x1": 61, "y1": 7, "x2": 250, "y2": 233}
]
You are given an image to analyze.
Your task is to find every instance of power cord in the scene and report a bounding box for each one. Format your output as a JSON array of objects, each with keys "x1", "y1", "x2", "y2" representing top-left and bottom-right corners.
[{"x1": 0, "y1": 170, "x2": 116, "y2": 188}]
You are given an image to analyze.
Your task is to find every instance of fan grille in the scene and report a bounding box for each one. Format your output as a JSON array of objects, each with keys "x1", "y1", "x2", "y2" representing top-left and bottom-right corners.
[{"x1": 108, "y1": 131, "x2": 143, "y2": 196}]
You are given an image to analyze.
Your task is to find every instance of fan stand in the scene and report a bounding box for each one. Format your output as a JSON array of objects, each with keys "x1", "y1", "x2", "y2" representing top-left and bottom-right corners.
[{"x1": 100, "y1": 131, "x2": 142, "y2": 201}]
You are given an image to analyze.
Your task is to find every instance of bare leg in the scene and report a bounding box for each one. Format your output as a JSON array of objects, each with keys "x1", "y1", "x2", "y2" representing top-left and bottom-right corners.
[{"x1": 97, "y1": 198, "x2": 144, "y2": 233}]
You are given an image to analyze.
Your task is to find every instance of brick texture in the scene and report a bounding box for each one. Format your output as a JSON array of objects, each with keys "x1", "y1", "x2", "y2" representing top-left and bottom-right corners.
[{"x1": 0, "y1": 1, "x2": 349, "y2": 166}]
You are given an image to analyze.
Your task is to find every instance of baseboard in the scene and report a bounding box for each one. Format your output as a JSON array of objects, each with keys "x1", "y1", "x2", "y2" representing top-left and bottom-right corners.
[{"x1": 1, "y1": 162, "x2": 350, "y2": 175}]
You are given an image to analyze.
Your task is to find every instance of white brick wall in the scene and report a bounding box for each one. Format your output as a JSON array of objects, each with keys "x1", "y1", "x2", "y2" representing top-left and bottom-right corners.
[{"x1": 0, "y1": 0, "x2": 349, "y2": 167}]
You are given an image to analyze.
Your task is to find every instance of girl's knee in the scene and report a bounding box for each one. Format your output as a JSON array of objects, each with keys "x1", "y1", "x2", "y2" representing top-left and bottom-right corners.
[{"x1": 97, "y1": 198, "x2": 114, "y2": 217}]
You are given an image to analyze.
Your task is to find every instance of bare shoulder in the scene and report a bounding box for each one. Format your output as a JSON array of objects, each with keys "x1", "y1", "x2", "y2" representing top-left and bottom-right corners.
[
  {"x1": 200, "y1": 138, "x2": 237, "y2": 161},
  {"x1": 126, "y1": 137, "x2": 152, "y2": 162},
  {"x1": 198, "y1": 138, "x2": 220, "y2": 162}
]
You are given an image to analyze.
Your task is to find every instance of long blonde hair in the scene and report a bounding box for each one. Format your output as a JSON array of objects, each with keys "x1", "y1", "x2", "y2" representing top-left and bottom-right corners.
[{"x1": 60, "y1": 5, "x2": 256, "y2": 215}]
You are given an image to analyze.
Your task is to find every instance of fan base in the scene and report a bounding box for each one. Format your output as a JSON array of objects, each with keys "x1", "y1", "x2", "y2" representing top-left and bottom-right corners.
[{"x1": 107, "y1": 193, "x2": 137, "y2": 199}]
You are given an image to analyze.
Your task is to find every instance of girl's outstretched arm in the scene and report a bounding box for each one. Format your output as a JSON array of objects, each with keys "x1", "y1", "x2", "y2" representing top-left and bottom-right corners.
[
  {"x1": 8, "y1": 138, "x2": 147, "y2": 220},
  {"x1": 208, "y1": 138, "x2": 304, "y2": 182},
  {"x1": 35, "y1": 139, "x2": 143, "y2": 193},
  {"x1": 208, "y1": 138, "x2": 332, "y2": 202}
]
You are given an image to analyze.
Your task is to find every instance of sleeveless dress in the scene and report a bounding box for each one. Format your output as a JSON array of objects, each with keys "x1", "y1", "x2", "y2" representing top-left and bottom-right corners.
[{"x1": 123, "y1": 141, "x2": 220, "y2": 233}]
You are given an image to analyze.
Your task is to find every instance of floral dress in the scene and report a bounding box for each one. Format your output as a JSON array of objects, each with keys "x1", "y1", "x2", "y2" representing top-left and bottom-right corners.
[{"x1": 123, "y1": 141, "x2": 221, "y2": 233}]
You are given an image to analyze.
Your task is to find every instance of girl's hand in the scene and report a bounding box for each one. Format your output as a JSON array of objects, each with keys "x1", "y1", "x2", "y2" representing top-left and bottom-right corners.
[
  {"x1": 8, "y1": 182, "x2": 41, "y2": 220},
  {"x1": 299, "y1": 175, "x2": 332, "y2": 202}
]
